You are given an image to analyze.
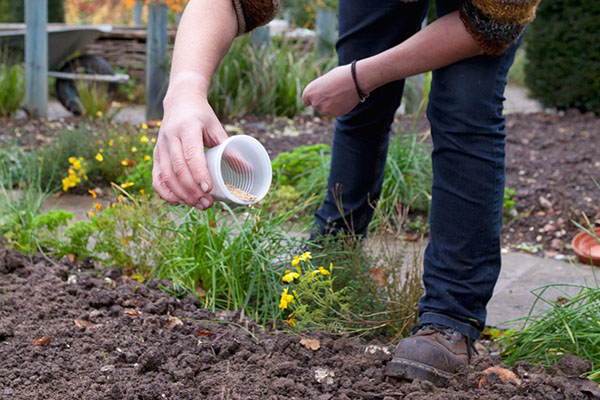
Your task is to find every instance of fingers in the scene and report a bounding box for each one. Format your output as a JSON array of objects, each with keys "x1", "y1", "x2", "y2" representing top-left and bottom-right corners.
[
  {"x1": 180, "y1": 126, "x2": 213, "y2": 193},
  {"x1": 152, "y1": 150, "x2": 180, "y2": 204},
  {"x1": 164, "y1": 135, "x2": 206, "y2": 206}
]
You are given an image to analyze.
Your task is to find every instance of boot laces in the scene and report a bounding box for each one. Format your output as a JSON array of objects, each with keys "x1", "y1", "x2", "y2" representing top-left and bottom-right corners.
[{"x1": 410, "y1": 323, "x2": 479, "y2": 360}]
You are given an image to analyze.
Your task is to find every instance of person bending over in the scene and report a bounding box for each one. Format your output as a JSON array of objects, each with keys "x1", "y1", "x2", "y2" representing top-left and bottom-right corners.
[{"x1": 152, "y1": 0, "x2": 539, "y2": 383}]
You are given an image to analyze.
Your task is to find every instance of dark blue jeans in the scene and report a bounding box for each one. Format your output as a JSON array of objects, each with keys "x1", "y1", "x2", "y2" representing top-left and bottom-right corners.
[{"x1": 313, "y1": 0, "x2": 520, "y2": 339}]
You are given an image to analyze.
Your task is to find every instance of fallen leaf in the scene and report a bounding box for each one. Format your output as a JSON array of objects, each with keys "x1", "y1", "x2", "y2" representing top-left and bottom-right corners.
[
  {"x1": 196, "y1": 331, "x2": 214, "y2": 337},
  {"x1": 478, "y1": 366, "x2": 521, "y2": 388},
  {"x1": 124, "y1": 308, "x2": 140, "y2": 316},
  {"x1": 74, "y1": 319, "x2": 96, "y2": 329},
  {"x1": 300, "y1": 337, "x2": 321, "y2": 351},
  {"x1": 369, "y1": 267, "x2": 386, "y2": 287},
  {"x1": 401, "y1": 234, "x2": 419, "y2": 242},
  {"x1": 166, "y1": 314, "x2": 183, "y2": 330},
  {"x1": 33, "y1": 336, "x2": 51, "y2": 346},
  {"x1": 67, "y1": 253, "x2": 75, "y2": 263}
]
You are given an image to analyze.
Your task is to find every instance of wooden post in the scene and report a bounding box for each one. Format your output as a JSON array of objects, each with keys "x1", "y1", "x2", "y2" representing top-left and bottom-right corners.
[
  {"x1": 25, "y1": 0, "x2": 48, "y2": 118},
  {"x1": 316, "y1": 9, "x2": 336, "y2": 58},
  {"x1": 134, "y1": 1, "x2": 144, "y2": 26},
  {"x1": 146, "y1": 2, "x2": 168, "y2": 121},
  {"x1": 250, "y1": 25, "x2": 270, "y2": 48}
]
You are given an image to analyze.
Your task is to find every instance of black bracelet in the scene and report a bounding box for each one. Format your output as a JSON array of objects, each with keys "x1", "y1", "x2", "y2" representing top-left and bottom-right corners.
[{"x1": 351, "y1": 60, "x2": 369, "y2": 102}]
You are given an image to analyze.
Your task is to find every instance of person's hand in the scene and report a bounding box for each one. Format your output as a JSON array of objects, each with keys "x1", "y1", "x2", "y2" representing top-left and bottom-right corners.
[
  {"x1": 302, "y1": 64, "x2": 362, "y2": 117},
  {"x1": 152, "y1": 98, "x2": 228, "y2": 210}
]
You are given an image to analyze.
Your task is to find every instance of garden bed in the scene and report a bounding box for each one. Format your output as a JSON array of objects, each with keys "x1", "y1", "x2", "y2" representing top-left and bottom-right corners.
[
  {"x1": 0, "y1": 110, "x2": 598, "y2": 258},
  {"x1": 1, "y1": 246, "x2": 599, "y2": 399}
]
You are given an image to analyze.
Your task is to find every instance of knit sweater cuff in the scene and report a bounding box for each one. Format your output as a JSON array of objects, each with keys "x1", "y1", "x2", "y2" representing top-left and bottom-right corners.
[
  {"x1": 459, "y1": 0, "x2": 540, "y2": 55},
  {"x1": 231, "y1": 0, "x2": 280, "y2": 36}
]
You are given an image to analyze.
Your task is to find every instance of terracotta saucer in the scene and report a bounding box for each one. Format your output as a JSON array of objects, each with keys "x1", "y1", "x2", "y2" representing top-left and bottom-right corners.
[{"x1": 572, "y1": 227, "x2": 600, "y2": 267}]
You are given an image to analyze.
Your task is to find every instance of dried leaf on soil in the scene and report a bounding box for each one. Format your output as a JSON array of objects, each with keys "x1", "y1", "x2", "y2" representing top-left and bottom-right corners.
[
  {"x1": 33, "y1": 336, "x2": 51, "y2": 346},
  {"x1": 74, "y1": 319, "x2": 96, "y2": 329},
  {"x1": 124, "y1": 308, "x2": 140, "y2": 316},
  {"x1": 369, "y1": 267, "x2": 386, "y2": 287},
  {"x1": 166, "y1": 314, "x2": 183, "y2": 330},
  {"x1": 300, "y1": 337, "x2": 321, "y2": 351},
  {"x1": 67, "y1": 253, "x2": 75, "y2": 263},
  {"x1": 478, "y1": 366, "x2": 521, "y2": 388},
  {"x1": 196, "y1": 331, "x2": 214, "y2": 337}
]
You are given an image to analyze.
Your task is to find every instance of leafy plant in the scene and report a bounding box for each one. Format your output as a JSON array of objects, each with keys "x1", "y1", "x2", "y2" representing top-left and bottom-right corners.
[
  {"x1": 75, "y1": 79, "x2": 119, "y2": 121},
  {"x1": 503, "y1": 187, "x2": 517, "y2": 221},
  {"x1": 0, "y1": 61, "x2": 25, "y2": 118}
]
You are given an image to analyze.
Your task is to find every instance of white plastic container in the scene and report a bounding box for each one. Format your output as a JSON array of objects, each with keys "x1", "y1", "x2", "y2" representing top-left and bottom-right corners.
[{"x1": 204, "y1": 135, "x2": 272, "y2": 204}]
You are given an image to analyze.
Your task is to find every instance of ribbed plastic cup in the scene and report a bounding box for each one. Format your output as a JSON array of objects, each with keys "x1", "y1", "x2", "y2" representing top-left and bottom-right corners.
[{"x1": 205, "y1": 135, "x2": 272, "y2": 205}]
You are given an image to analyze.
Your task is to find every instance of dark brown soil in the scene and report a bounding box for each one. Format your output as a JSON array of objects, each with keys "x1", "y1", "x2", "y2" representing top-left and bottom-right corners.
[{"x1": 2, "y1": 247, "x2": 599, "y2": 399}]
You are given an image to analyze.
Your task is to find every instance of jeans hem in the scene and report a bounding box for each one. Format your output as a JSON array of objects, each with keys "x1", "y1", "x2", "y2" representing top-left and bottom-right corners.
[{"x1": 419, "y1": 312, "x2": 481, "y2": 340}]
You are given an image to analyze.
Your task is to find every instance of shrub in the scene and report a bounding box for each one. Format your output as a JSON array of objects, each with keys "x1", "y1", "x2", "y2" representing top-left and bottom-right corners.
[
  {"x1": 0, "y1": 62, "x2": 25, "y2": 118},
  {"x1": 524, "y1": 0, "x2": 600, "y2": 113}
]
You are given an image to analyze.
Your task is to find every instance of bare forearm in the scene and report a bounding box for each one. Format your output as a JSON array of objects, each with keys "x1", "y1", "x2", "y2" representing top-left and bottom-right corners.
[
  {"x1": 164, "y1": 0, "x2": 237, "y2": 107},
  {"x1": 359, "y1": 11, "x2": 482, "y2": 94}
]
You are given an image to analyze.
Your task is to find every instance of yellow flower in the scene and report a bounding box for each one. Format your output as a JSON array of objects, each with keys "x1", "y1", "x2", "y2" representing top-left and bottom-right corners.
[
  {"x1": 108, "y1": 139, "x2": 114, "y2": 146},
  {"x1": 144, "y1": 155, "x2": 151, "y2": 162},
  {"x1": 121, "y1": 160, "x2": 129, "y2": 166},
  {"x1": 131, "y1": 146, "x2": 138, "y2": 153},
  {"x1": 156, "y1": 121, "x2": 162, "y2": 127},
  {"x1": 281, "y1": 271, "x2": 300, "y2": 283},
  {"x1": 291, "y1": 255, "x2": 300, "y2": 267},
  {"x1": 95, "y1": 153, "x2": 104, "y2": 162},
  {"x1": 299, "y1": 252, "x2": 312, "y2": 262},
  {"x1": 117, "y1": 195, "x2": 124, "y2": 203},
  {"x1": 140, "y1": 135, "x2": 149, "y2": 143},
  {"x1": 72, "y1": 159, "x2": 82, "y2": 170},
  {"x1": 68, "y1": 156, "x2": 76, "y2": 164},
  {"x1": 279, "y1": 287, "x2": 294, "y2": 310},
  {"x1": 318, "y1": 266, "x2": 330, "y2": 276},
  {"x1": 311, "y1": 270, "x2": 320, "y2": 278},
  {"x1": 121, "y1": 182, "x2": 134, "y2": 188},
  {"x1": 151, "y1": 138, "x2": 156, "y2": 143},
  {"x1": 96, "y1": 111, "x2": 103, "y2": 117},
  {"x1": 88, "y1": 189, "x2": 97, "y2": 199},
  {"x1": 286, "y1": 316, "x2": 296, "y2": 327},
  {"x1": 94, "y1": 203, "x2": 102, "y2": 211},
  {"x1": 139, "y1": 189, "x2": 145, "y2": 195},
  {"x1": 141, "y1": 123, "x2": 148, "y2": 130},
  {"x1": 88, "y1": 211, "x2": 94, "y2": 218}
]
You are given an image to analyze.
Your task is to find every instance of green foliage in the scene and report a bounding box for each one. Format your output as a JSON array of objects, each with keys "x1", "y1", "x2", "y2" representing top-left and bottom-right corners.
[
  {"x1": 272, "y1": 144, "x2": 330, "y2": 187},
  {"x1": 75, "y1": 80, "x2": 118, "y2": 120},
  {"x1": 503, "y1": 187, "x2": 517, "y2": 221},
  {"x1": 502, "y1": 283, "x2": 600, "y2": 383},
  {"x1": 0, "y1": 0, "x2": 63, "y2": 23},
  {"x1": 0, "y1": 62, "x2": 25, "y2": 118},
  {"x1": 524, "y1": 0, "x2": 600, "y2": 113},
  {"x1": 507, "y1": 49, "x2": 526, "y2": 87},
  {"x1": 209, "y1": 37, "x2": 335, "y2": 120},
  {"x1": 282, "y1": 0, "x2": 337, "y2": 29},
  {"x1": 35, "y1": 123, "x2": 155, "y2": 193}
]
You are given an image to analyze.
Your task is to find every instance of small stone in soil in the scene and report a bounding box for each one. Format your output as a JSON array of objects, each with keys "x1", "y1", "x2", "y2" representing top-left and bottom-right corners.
[{"x1": 225, "y1": 183, "x2": 256, "y2": 202}]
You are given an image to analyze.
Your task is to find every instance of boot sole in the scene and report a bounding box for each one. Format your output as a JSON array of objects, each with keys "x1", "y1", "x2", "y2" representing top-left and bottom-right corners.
[{"x1": 385, "y1": 357, "x2": 455, "y2": 385}]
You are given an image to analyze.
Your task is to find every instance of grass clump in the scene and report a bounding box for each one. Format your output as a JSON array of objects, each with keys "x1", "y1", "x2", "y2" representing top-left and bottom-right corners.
[
  {"x1": 209, "y1": 36, "x2": 335, "y2": 120},
  {"x1": 0, "y1": 62, "x2": 25, "y2": 118}
]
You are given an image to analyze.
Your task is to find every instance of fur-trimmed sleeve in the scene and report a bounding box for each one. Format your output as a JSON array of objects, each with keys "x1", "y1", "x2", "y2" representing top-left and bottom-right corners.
[
  {"x1": 459, "y1": 0, "x2": 540, "y2": 55},
  {"x1": 231, "y1": 0, "x2": 280, "y2": 35}
]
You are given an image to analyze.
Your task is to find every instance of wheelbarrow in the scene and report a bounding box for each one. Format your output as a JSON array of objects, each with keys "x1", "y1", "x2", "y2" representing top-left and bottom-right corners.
[{"x1": 0, "y1": 24, "x2": 129, "y2": 115}]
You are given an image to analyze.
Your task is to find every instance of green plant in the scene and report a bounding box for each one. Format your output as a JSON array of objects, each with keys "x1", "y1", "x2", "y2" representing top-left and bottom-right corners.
[
  {"x1": 503, "y1": 187, "x2": 517, "y2": 221},
  {"x1": 507, "y1": 49, "x2": 526, "y2": 87},
  {"x1": 75, "y1": 79, "x2": 119, "y2": 120},
  {"x1": 281, "y1": 0, "x2": 337, "y2": 29},
  {"x1": 524, "y1": 0, "x2": 600, "y2": 113},
  {"x1": 0, "y1": 61, "x2": 25, "y2": 118},
  {"x1": 209, "y1": 36, "x2": 336, "y2": 120},
  {"x1": 502, "y1": 282, "x2": 600, "y2": 383},
  {"x1": 272, "y1": 144, "x2": 330, "y2": 187}
]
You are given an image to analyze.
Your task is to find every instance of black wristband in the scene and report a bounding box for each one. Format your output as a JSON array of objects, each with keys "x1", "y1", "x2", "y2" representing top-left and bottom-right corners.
[{"x1": 351, "y1": 60, "x2": 369, "y2": 102}]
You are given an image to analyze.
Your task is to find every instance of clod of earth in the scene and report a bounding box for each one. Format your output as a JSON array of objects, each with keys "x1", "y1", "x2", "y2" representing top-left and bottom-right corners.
[{"x1": 225, "y1": 183, "x2": 256, "y2": 202}]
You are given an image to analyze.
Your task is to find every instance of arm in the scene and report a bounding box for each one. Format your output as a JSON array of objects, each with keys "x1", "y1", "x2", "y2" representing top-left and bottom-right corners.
[
  {"x1": 303, "y1": 11, "x2": 481, "y2": 117},
  {"x1": 153, "y1": 0, "x2": 237, "y2": 209}
]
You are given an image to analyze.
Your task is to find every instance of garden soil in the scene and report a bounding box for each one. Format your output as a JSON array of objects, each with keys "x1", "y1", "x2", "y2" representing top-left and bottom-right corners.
[{"x1": 2, "y1": 247, "x2": 599, "y2": 399}]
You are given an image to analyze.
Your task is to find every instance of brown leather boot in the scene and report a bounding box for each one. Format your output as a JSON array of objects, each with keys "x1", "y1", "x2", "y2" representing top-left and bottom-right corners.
[{"x1": 385, "y1": 323, "x2": 475, "y2": 385}]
